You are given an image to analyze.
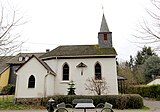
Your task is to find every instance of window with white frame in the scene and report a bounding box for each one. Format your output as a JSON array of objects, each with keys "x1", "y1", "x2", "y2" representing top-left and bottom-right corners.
[
  {"x1": 63, "y1": 63, "x2": 69, "y2": 80},
  {"x1": 95, "y1": 62, "x2": 102, "y2": 80},
  {"x1": 28, "y1": 75, "x2": 35, "y2": 88}
]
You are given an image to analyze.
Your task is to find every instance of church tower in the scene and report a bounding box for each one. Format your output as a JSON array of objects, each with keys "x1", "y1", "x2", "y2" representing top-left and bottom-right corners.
[{"x1": 98, "y1": 14, "x2": 112, "y2": 48}]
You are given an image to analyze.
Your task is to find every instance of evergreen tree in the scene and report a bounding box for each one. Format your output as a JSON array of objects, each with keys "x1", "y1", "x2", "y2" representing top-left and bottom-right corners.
[
  {"x1": 67, "y1": 80, "x2": 76, "y2": 95},
  {"x1": 135, "y1": 46, "x2": 156, "y2": 67},
  {"x1": 143, "y1": 56, "x2": 160, "y2": 82},
  {"x1": 133, "y1": 46, "x2": 157, "y2": 83}
]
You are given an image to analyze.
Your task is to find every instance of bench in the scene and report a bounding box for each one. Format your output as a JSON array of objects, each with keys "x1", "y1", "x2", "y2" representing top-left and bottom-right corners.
[
  {"x1": 57, "y1": 102, "x2": 73, "y2": 108},
  {"x1": 72, "y1": 99, "x2": 93, "y2": 107},
  {"x1": 57, "y1": 102, "x2": 73, "y2": 112},
  {"x1": 96, "y1": 102, "x2": 113, "y2": 112},
  {"x1": 57, "y1": 102, "x2": 66, "y2": 108}
]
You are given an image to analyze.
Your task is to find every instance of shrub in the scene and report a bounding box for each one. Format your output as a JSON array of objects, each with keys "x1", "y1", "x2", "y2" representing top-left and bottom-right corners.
[
  {"x1": 1, "y1": 84, "x2": 15, "y2": 95},
  {"x1": 67, "y1": 80, "x2": 76, "y2": 95},
  {"x1": 126, "y1": 94, "x2": 144, "y2": 109}
]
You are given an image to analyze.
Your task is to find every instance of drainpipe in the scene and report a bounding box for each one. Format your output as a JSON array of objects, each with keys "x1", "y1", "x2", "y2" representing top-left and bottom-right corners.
[
  {"x1": 44, "y1": 73, "x2": 49, "y2": 98},
  {"x1": 14, "y1": 72, "x2": 18, "y2": 104},
  {"x1": 55, "y1": 57, "x2": 58, "y2": 73},
  {"x1": 54, "y1": 57, "x2": 58, "y2": 94}
]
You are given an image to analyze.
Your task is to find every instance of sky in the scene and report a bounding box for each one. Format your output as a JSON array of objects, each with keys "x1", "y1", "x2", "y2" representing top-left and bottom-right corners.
[{"x1": 1, "y1": 0, "x2": 155, "y2": 61}]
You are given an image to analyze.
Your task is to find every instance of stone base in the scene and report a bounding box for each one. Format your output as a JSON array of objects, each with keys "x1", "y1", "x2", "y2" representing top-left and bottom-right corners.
[{"x1": 15, "y1": 98, "x2": 45, "y2": 105}]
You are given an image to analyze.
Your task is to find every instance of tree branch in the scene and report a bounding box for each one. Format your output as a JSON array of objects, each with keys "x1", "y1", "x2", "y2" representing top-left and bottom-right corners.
[{"x1": 0, "y1": 2, "x2": 26, "y2": 56}]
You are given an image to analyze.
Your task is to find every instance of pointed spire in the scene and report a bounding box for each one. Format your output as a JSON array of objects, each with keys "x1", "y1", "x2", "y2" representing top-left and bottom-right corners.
[
  {"x1": 100, "y1": 14, "x2": 110, "y2": 32},
  {"x1": 98, "y1": 14, "x2": 112, "y2": 48}
]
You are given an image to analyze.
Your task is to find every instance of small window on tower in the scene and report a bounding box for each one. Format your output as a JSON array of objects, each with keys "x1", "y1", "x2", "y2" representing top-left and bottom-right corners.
[{"x1": 104, "y1": 34, "x2": 107, "y2": 41}]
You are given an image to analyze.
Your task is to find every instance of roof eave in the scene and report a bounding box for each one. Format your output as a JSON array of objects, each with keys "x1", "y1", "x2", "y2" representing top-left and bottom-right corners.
[
  {"x1": 47, "y1": 70, "x2": 56, "y2": 76},
  {"x1": 0, "y1": 65, "x2": 10, "y2": 75},
  {"x1": 41, "y1": 54, "x2": 117, "y2": 60}
]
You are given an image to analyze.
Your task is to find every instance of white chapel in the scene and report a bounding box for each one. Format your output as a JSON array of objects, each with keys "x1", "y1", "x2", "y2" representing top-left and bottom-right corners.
[{"x1": 15, "y1": 14, "x2": 118, "y2": 99}]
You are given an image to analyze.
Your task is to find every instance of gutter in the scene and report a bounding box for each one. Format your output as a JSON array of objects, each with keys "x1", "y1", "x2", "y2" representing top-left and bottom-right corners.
[{"x1": 41, "y1": 55, "x2": 117, "y2": 60}]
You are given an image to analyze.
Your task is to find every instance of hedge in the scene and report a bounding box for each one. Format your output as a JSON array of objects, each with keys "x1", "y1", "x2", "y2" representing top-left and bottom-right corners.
[
  {"x1": 45, "y1": 94, "x2": 143, "y2": 109},
  {"x1": 126, "y1": 85, "x2": 160, "y2": 100}
]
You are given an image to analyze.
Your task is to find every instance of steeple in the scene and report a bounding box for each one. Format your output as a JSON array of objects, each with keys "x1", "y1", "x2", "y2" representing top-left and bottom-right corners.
[
  {"x1": 98, "y1": 14, "x2": 112, "y2": 48},
  {"x1": 100, "y1": 14, "x2": 110, "y2": 32}
]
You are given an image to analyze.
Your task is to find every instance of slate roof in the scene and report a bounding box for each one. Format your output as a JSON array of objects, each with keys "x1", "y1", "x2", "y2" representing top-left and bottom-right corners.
[
  {"x1": 40, "y1": 45, "x2": 117, "y2": 59},
  {"x1": 100, "y1": 14, "x2": 110, "y2": 32},
  {"x1": 7, "y1": 52, "x2": 45, "y2": 64},
  {"x1": 0, "y1": 56, "x2": 14, "y2": 75}
]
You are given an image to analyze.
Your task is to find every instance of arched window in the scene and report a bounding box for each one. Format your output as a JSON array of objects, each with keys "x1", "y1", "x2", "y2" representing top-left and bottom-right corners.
[
  {"x1": 28, "y1": 75, "x2": 35, "y2": 88},
  {"x1": 63, "y1": 63, "x2": 69, "y2": 80},
  {"x1": 95, "y1": 63, "x2": 102, "y2": 80}
]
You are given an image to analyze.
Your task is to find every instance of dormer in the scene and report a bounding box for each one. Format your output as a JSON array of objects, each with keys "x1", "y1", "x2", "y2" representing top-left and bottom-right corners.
[
  {"x1": 18, "y1": 55, "x2": 24, "y2": 62},
  {"x1": 25, "y1": 55, "x2": 29, "y2": 61}
]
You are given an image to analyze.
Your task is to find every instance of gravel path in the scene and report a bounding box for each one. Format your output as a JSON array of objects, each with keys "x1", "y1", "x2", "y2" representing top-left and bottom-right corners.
[
  {"x1": 113, "y1": 99, "x2": 160, "y2": 112},
  {"x1": 143, "y1": 99, "x2": 160, "y2": 111}
]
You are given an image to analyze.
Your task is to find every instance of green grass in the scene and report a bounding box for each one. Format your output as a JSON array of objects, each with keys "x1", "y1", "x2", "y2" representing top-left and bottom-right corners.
[
  {"x1": 0, "y1": 95, "x2": 13, "y2": 101},
  {"x1": 0, "y1": 95, "x2": 45, "y2": 110},
  {"x1": 141, "y1": 106, "x2": 150, "y2": 110}
]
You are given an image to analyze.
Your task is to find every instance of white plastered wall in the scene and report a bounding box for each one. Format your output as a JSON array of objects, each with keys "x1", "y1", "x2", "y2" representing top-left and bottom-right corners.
[
  {"x1": 15, "y1": 57, "x2": 54, "y2": 98},
  {"x1": 45, "y1": 57, "x2": 118, "y2": 95}
]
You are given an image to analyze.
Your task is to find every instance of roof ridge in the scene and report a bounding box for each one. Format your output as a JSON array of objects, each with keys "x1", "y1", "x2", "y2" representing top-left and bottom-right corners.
[
  {"x1": 58, "y1": 44, "x2": 98, "y2": 47},
  {"x1": 40, "y1": 45, "x2": 117, "y2": 59}
]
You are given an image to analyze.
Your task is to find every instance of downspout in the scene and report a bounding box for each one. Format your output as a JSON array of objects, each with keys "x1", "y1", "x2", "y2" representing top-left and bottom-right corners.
[
  {"x1": 44, "y1": 73, "x2": 49, "y2": 98},
  {"x1": 55, "y1": 57, "x2": 58, "y2": 73},
  {"x1": 14, "y1": 72, "x2": 18, "y2": 104},
  {"x1": 54, "y1": 57, "x2": 58, "y2": 94}
]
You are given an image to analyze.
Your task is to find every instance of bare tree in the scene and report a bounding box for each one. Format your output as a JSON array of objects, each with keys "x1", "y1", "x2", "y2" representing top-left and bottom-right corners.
[
  {"x1": 85, "y1": 77, "x2": 108, "y2": 95},
  {"x1": 0, "y1": 1, "x2": 26, "y2": 56},
  {"x1": 134, "y1": 0, "x2": 160, "y2": 50}
]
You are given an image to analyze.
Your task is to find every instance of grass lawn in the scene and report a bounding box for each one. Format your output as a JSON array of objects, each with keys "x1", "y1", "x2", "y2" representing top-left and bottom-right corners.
[{"x1": 0, "y1": 95, "x2": 46, "y2": 110}]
